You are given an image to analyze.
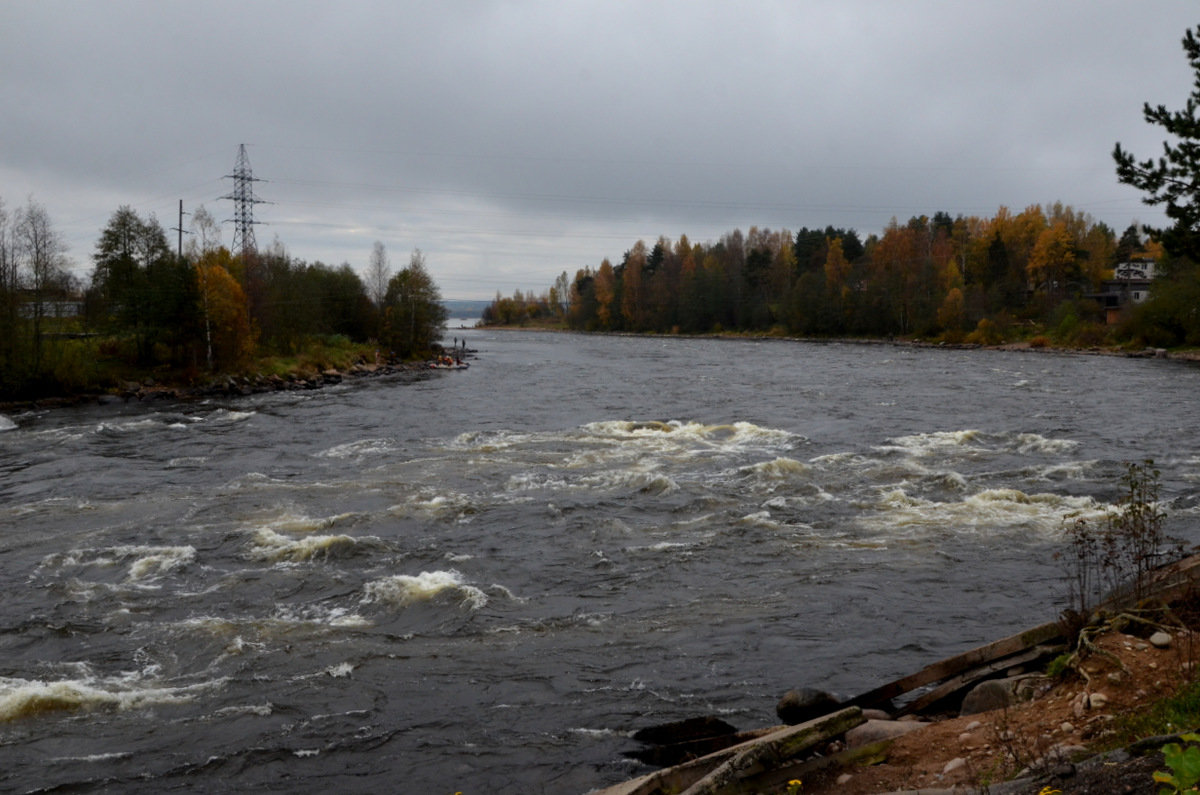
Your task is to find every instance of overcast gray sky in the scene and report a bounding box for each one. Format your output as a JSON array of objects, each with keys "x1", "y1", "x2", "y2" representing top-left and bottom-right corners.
[{"x1": 2, "y1": 1, "x2": 1196, "y2": 299}]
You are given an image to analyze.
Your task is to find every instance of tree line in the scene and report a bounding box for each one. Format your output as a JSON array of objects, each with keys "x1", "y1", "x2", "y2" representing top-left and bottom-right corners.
[
  {"x1": 484, "y1": 205, "x2": 1174, "y2": 346},
  {"x1": 483, "y1": 23, "x2": 1200, "y2": 351},
  {"x1": 0, "y1": 200, "x2": 447, "y2": 400}
]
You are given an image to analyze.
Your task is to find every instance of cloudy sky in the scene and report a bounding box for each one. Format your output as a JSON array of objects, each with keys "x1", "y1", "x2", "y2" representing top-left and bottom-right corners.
[{"x1": 2, "y1": 1, "x2": 1196, "y2": 299}]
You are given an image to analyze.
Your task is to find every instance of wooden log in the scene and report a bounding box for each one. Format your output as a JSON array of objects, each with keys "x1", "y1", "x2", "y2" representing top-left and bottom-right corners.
[
  {"x1": 897, "y1": 643, "x2": 1062, "y2": 716},
  {"x1": 726, "y1": 738, "x2": 894, "y2": 795},
  {"x1": 592, "y1": 727, "x2": 784, "y2": 795},
  {"x1": 679, "y1": 707, "x2": 864, "y2": 795},
  {"x1": 844, "y1": 620, "x2": 1063, "y2": 711}
]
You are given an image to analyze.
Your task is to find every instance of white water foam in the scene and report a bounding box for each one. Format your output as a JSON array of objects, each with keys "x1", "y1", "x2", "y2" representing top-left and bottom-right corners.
[
  {"x1": 858, "y1": 486, "x2": 1106, "y2": 537},
  {"x1": 0, "y1": 671, "x2": 218, "y2": 722},
  {"x1": 247, "y1": 528, "x2": 366, "y2": 563},
  {"x1": 39, "y1": 544, "x2": 196, "y2": 583},
  {"x1": 0, "y1": 415, "x2": 16, "y2": 432},
  {"x1": 361, "y1": 570, "x2": 488, "y2": 610},
  {"x1": 318, "y1": 438, "x2": 397, "y2": 460}
]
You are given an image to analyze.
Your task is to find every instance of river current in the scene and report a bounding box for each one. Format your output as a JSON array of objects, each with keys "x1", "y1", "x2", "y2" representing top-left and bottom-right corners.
[{"x1": 1, "y1": 329, "x2": 1199, "y2": 794}]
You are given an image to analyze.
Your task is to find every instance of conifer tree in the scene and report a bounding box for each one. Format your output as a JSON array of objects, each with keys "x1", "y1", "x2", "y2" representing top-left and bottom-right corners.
[{"x1": 1113, "y1": 25, "x2": 1200, "y2": 262}]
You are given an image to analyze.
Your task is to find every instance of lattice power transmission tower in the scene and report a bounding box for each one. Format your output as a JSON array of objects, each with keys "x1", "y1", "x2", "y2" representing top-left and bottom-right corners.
[{"x1": 221, "y1": 143, "x2": 267, "y2": 257}]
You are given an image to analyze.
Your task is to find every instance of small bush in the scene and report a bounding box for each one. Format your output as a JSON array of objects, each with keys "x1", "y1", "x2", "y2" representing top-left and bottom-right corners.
[
  {"x1": 1058, "y1": 459, "x2": 1181, "y2": 619},
  {"x1": 965, "y1": 318, "x2": 1004, "y2": 345}
]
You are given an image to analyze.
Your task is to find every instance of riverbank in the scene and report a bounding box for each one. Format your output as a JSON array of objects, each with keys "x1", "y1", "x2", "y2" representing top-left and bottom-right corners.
[
  {"x1": 0, "y1": 352, "x2": 470, "y2": 414},
  {"x1": 595, "y1": 554, "x2": 1200, "y2": 795}
]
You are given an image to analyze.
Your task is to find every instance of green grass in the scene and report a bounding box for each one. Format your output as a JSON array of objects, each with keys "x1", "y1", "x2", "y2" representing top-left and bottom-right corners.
[{"x1": 1111, "y1": 678, "x2": 1200, "y2": 746}]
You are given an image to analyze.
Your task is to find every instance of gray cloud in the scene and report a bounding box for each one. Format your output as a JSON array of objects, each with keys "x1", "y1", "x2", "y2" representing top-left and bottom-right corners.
[{"x1": 2, "y1": 0, "x2": 1194, "y2": 297}]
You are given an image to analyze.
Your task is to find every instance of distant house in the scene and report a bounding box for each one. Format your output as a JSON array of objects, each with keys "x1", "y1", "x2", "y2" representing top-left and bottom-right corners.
[
  {"x1": 1091, "y1": 259, "x2": 1156, "y2": 325},
  {"x1": 15, "y1": 288, "x2": 83, "y2": 320}
]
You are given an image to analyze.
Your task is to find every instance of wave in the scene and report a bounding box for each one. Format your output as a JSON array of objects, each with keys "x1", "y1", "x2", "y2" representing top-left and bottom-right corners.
[
  {"x1": 39, "y1": 544, "x2": 196, "y2": 582},
  {"x1": 246, "y1": 528, "x2": 372, "y2": 563},
  {"x1": 858, "y1": 486, "x2": 1106, "y2": 537},
  {"x1": 177, "y1": 609, "x2": 371, "y2": 645},
  {"x1": 317, "y1": 438, "x2": 397, "y2": 460},
  {"x1": 361, "y1": 570, "x2": 488, "y2": 610},
  {"x1": 0, "y1": 415, "x2": 15, "y2": 432},
  {"x1": 582, "y1": 419, "x2": 799, "y2": 449},
  {"x1": 388, "y1": 490, "x2": 478, "y2": 521},
  {"x1": 0, "y1": 671, "x2": 217, "y2": 722},
  {"x1": 879, "y1": 429, "x2": 1078, "y2": 458}
]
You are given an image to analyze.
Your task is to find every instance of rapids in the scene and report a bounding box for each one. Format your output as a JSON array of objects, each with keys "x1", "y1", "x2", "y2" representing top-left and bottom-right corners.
[{"x1": 0, "y1": 329, "x2": 1198, "y2": 793}]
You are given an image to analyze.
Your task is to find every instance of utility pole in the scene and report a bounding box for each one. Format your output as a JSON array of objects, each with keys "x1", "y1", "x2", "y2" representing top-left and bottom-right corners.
[
  {"x1": 170, "y1": 199, "x2": 191, "y2": 261},
  {"x1": 220, "y1": 143, "x2": 268, "y2": 259}
]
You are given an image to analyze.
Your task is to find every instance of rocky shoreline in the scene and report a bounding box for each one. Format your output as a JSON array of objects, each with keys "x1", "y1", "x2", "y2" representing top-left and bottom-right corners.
[
  {"x1": 0, "y1": 354, "x2": 469, "y2": 414},
  {"x1": 595, "y1": 554, "x2": 1200, "y2": 795}
]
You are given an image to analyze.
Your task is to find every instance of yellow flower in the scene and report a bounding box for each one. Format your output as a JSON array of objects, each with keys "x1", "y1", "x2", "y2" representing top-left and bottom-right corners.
[
  {"x1": 786, "y1": 780, "x2": 803, "y2": 794},
  {"x1": 1037, "y1": 788, "x2": 1060, "y2": 795}
]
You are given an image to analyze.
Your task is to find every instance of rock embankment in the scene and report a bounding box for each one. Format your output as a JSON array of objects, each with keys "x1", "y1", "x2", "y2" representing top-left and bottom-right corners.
[{"x1": 120, "y1": 359, "x2": 431, "y2": 402}]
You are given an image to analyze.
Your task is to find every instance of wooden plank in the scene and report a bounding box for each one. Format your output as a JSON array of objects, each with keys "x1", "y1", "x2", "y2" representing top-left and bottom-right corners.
[
  {"x1": 896, "y1": 643, "x2": 1058, "y2": 716},
  {"x1": 844, "y1": 620, "x2": 1063, "y2": 710},
  {"x1": 680, "y1": 707, "x2": 864, "y2": 795},
  {"x1": 589, "y1": 727, "x2": 784, "y2": 795}
]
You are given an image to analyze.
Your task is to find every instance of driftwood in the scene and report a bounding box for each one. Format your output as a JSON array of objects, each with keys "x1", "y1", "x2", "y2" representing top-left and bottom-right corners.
[
  {"x1": 844, "y1": 620, "x2": 1063, "y2": 711},
  {"x1": 679, "y1": 707, "x2": 864, "y2": 795},
  {"x1": 594, "y1": 710, "x2": 863, "y2": 795}
]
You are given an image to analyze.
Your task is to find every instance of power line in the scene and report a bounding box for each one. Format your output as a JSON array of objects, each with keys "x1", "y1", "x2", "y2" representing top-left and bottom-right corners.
[{"x1": 220, "y1": 144, "x2": 269, "y2": 258}]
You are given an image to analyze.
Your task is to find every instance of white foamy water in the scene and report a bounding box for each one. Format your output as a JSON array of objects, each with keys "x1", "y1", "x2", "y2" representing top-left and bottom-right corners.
[
  {"x1": 0, "y1": 671, "x2": 218, "y2": 722},
  {"x1": 361, "y1": 570, "x2": 488, "y2": 610},
  {"x1": 39, "y1": 544, "x2": 197, "y2": 582},
  {"x1": 247, "y1": 528, "x2": 366, "y2": 562}
]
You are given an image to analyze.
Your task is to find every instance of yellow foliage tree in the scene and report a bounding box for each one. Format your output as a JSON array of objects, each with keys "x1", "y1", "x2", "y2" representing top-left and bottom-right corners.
[
  {"x1": 937, "y1": 286, "x2": 966, "y2": 335},
  {"x1": 196, "y1": 255, "x2": 254, "y2": 370},
  {"x1": 594, "y1": 258, "x2": 616, "y2": 330},
  {"x1": 1028, "y1": 220, "x2": 1077, "y2": 295}
]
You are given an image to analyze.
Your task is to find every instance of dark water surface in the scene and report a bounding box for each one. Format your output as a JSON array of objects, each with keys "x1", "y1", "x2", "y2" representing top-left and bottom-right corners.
[{"x1": 1, "y1": 330, "x2": 1198, "y2": 793}]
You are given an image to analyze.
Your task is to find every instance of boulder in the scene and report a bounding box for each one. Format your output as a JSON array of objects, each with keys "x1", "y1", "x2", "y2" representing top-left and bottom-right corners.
[
  {"x1": 845, "y1": 718, "x2": 927, "y2": 748},
  {"x1": 960, "y1": 674, "x2": 1050, "y2": 716},
  {"x1": 631, "y1": 715, "x2": 737, "y2": 746},
  {"x1": 776, "y1": 687, "x2": 841, "y2": 725},
  {"x1": 626, "y1": 715, "x2": 740, "y2": 767}
]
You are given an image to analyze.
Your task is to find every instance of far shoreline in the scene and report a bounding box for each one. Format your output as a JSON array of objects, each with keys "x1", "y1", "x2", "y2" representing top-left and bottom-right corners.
[{"x1": 475, "y1": 323, "x2": 1200, "y2": 361}]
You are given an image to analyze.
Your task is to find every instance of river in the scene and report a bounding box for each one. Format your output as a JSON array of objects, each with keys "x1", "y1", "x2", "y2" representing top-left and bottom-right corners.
[{"x1": 1, "y1": 329, "x2": 1198, "y2": 794}]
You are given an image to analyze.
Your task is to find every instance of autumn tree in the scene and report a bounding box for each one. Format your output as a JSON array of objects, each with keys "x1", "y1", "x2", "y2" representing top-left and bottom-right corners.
[
  {"x1": 620, "y1": 240, "x2": 648, "y2": 330},
  {"x1": 1028, "y1": 220, "x2": 1078, "y2": 299},
  {"x1": 593, "y1": 258, "x2": 617, "y2": 330},
  {"x1": 195, "y1": 251, "x2": 253, "y2": 369}
]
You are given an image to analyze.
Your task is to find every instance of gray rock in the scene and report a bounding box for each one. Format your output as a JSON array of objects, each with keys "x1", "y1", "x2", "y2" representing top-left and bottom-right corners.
[
  {"x1": 960, "y1": 679, "x2": 1013, "y2": 715},
  {"x1": 845, "y1": 718, "x2": 927, "y2": 748},
  {"x1": 960, "y1": 674, "x2": 1050, "y2": 716}
]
